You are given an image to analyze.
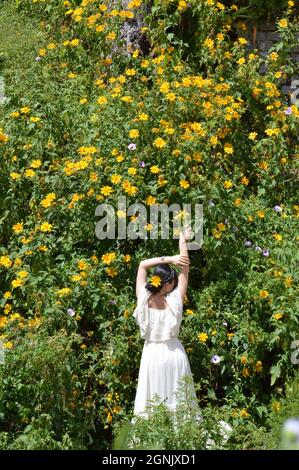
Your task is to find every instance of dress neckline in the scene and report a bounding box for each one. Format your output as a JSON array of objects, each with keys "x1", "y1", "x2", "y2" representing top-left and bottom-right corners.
[{"x1": 148, "y1": 305, "x2": 169, "y2": 312}]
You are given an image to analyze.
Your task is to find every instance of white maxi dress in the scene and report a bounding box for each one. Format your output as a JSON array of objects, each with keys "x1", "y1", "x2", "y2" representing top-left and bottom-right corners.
[{"x1": 133, "y1": 284, "x2": 198, "y2": 417}]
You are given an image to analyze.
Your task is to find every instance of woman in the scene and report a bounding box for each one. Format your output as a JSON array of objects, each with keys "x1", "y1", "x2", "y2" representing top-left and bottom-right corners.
[{"x1": 133, "y1": 229, "x2": 198, "y2": 418}]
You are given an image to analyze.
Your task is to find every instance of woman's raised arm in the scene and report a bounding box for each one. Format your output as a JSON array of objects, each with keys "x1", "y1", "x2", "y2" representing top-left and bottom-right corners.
[{"x1": 177, "y1": 229, "x2": 191, "y2": 300}]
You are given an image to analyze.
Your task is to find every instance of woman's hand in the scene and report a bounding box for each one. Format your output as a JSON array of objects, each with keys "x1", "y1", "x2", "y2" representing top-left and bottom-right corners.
[{"x1": 170, "y1": 254, "x2": 190, "y2": 268}]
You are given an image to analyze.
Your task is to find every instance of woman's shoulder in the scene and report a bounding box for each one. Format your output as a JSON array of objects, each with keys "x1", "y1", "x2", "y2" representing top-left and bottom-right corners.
[{"x1": 166, "y1": 287, "x2": 183, "y2": 308}]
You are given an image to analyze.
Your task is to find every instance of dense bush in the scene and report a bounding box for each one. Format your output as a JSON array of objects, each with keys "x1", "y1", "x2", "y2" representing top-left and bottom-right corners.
[{"x1": 0, "y1": 0, "x2": 298, "y2": 449}]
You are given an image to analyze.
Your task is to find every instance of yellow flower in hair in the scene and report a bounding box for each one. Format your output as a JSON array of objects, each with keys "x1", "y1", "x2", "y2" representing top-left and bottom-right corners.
[{"x1": 150, "y1": 275, "x2": 161, "y2": 288}]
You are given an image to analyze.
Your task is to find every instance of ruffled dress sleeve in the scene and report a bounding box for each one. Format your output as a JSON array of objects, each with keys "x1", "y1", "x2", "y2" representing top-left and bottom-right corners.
[
  {"x1": 166, "y1": 287, "x2": 183, "y2": 316},
  {"x1": 133, "y1": 284, "x2": 151, "y2": 339}
]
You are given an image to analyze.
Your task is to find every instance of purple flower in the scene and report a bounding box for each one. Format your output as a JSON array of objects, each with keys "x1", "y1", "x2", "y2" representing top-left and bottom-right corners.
[
  {"x1": 284, "y1": 107, "x2": 292, "y2": 115},
  {"x1": 128, "y1": 143, "x2": 136, "y2": 151},
  {"x1": 109, "y1": 299, "x2": 117, "y2": 305},
  {"x1": 263, "y1": 249, "x2": 270, "y2": 257},
  {"x1": 35, "y1": 56, "x2": 41, "y2": 62},
  {"x1": 255, "y1": 245, "x2": 262, "y2": 252},
  {"x1": 245, "y1": 240, "x2": 252, "y2": 247},
  {"x1": 211, "y1": 354, "x2": 221, "y2": 364},
  {"x1": 67, "y1": 308, "x2": 75, "y2": 317},
  {"x1": 208, "y1": 200, "x2": 215, "y2": 207},
  {"x1": 139, "y1": 160, "x2": 145, "y2": 168},
  {"x1": 222, "y1": 321, "x2": 228, "y2": 327},
  {"x1": 274, "y1": 205, "x2": 282, "y2": 213}
]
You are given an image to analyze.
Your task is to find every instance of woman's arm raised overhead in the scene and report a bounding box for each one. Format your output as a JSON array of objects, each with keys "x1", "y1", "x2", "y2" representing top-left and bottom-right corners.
[{"x1": 177, "y1": 228, "x2": 192, "y2": 301}]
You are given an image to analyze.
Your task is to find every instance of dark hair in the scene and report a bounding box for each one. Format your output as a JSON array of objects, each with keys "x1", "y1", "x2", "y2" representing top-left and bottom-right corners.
[{"x1": 145, "y1": 264, "x2": 178, "y2": 294}]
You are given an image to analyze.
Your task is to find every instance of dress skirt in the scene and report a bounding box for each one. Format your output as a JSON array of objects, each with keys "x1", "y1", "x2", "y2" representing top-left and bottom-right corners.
[{"x1": 133, "y1": 337, "x2": 197, "y2": 417}]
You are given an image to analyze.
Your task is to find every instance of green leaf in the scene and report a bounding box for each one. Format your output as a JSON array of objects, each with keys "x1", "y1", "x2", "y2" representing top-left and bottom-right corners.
[{"x1": 270, "y1": 363, "x2": 281, "y2": 386}]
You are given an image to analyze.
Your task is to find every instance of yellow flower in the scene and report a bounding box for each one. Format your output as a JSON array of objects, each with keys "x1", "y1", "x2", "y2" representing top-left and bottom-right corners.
[
  {"x1": 249, "y1": 132, "x2": 257, "y2": 140},
  {"x1": 17, "y1": 271, "x2": 29, "y2": 278},
  {"x1": 255, "y1": 360, "x2": 263, "y2": 372},
  {"x1": 12, "y1": 223, "x2": 23, "y2": 234},
  {"x1": 224, "y1": 143, "x2": 233, "y2": 154},
  {"x1": 210, "y1": 135, "x2": 218, "y2": 146},
  {"x1": 153, "y1": 137, "x2": 167, "y2": 149},
  {"x1": 278, "y1": 19, "x2": 288, "y2": 28},
  {"x1": 150, "y1": 165, "x2": 160, "y2": 174},
  {"x1": 125, "y1": 68, "x2": 136, "y2": 76},
  {"x1": 20, "y1": 106, "x2": 30, "y2": 114},
  {"x1": 271, "y1": 401, "x2": 281, "y2": 412},
  {"x1": 159, "y1": 81, "x2": 170, "y2": 93},
  {"x1": 166, "y1": 92, "x2": 176, "y2": 102},
  {"x1": 101, "y1": 252, "x2": 116, "y2": 265},
  {"x1": 138, "y1": 113, "x2": 149, "y2": 121},
  {"x1": 180, "y1": 179, "x2": 190, "y2": 189},
  {"x1": 24, "y1": 169, "x2": 35, "y2": 178},
  {"x1": 185, "y1": 309, "x2": 194, "y2": 315},
  {"x1": 57, "y1": 288, "x2": 72, "y2": 297},
  {"x1": 273, "y1": 233, "x2": 283, "y2": 241},
  {"x1": 38, "y1": 245, "x2": 48, "y2": 252},
  {"x1": 10, "y1": 172, "x2": 21, "y2": 180},
  {"x1": 123, "y1": 254, "x2": 132, "y2": 263},
  {"x1": 100, "y1": 186, "x2": 113, "y2": 197},
  {"x1": 242, "y1": 368, "x2": 250, "y2": 378},
  {"x1": 198, "y1": 332, "x2": 208, "y2": 343},
  {"x1": 106, "y1": 267, "x2": 119, "y2": 277},
  {"x1": 30, "y1": 159, "x2": 42, "y2": 168},
  {"x1": 240, "y1": 408, "x2": 250, "y2": 418},
  {"x1": 269, "y1": 52, "x2": 278, "y2": 61},
  {"x1": 116, "y1": 210, "x2": 126, "y2": 218},
  {"x1": 4, "y1": 341, "x2": 13, "y2": 349},
  {"x1": 111, "y1": 174, "x2": 122, "y2": 184},
  {"x1": 129, "y1": 129, "x2": 139, "y2": 139},
  {"x1": 97, "y1": 96, "x2": 108, "y2": 105},
  {"x1": 259, "y1": 290, "x2": 269, "y2": 298},
  {"x1": 41, "y1": 193, "x2": 56, "y2": 208},
  {"x1": 106, "y1": 32, "x2": 117, "y2": 41},
  {"x1": 223, "y1": 180, "x2": 233, "y2": 189},
  {"x1": 257, "y1": 210, "x2": 265, "y2": 218},
  {"x1": 11, "y1": 279, "x2": 24, "y2": 288},
  {"x1": 241, "y1": 355, "x2": 247, "y2": 365},
  {"x1": 265, "y1": 128, "x2": 280, "y2": 137},
  {"x1": 146, "y1": 195, "x2": 157, "y2": 206},
  {"x1": 149, "y1": 275, "x2": 161, "y2": 288},
  {"x1": 284, "y1": 276, "x2": 293, "y2": 287},
  {"x1": 227, "y1": 332, "x2": 234, "y2": 340}
]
